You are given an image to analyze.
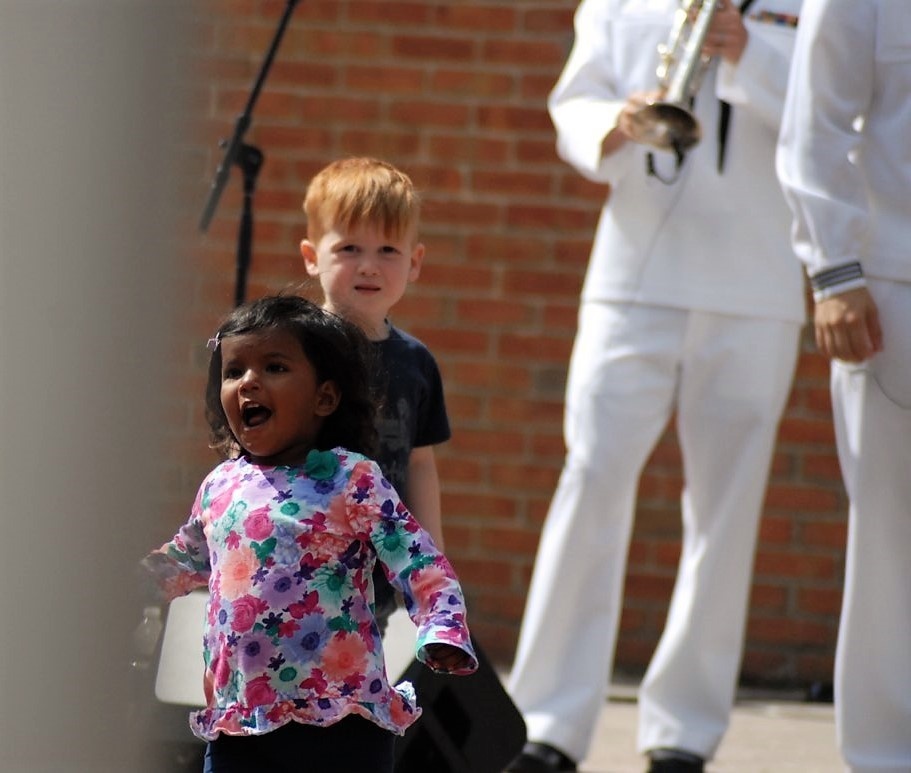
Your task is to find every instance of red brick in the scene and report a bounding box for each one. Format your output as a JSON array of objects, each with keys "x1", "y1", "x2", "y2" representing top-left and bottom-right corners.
[
  {"x1": 489, "y1": 461, "x2": 563, "y2": 493},
  {"x1": 427, "y1": 134, "x2": 511, "y2": 165},
  {"x1": 422, "y1": 196, "x2": 503, "y2": 229},
  {"x1": 794, "y1": 653, "x2": 836, "y2": 682},
  {"x1": 348, "y1": 1, "x2": 431, "y2": 25},
  {"x1": 794, "y1": 351, "x2": 833, "y2": 380},
  {"x1": 529, "y1": 432, "x2": 566, "y2": 460},
  {"x1": 477, "y1": 104, "x2": 554, "y2": 133},
  {"x1": 438, "y1": 457, "x2": 484, "y2": 485},
  {"x1": 449, "y1": 428, "x2": 526, "y2": 456},
  {"x1": 345, "y1": 65, "x2": 425, "y2": 93},
  {"x1": 520, "y1": 73, "x2": 559, "y2": 101},
  {"x1": 479, "y1": 527, "x2": 542, "y2": 556},
  {"x1": 625, "y1": 573, "x2": 677, "y2": 600},
  {"x1": 429, "y1": 69, "x2": 515, "y2": 98},
  {"x1": 749, "y1": 583, "x2": 789, "y2": 612},
  {"x1": 524, "y1": 7, "x2": 576, "y2": 33},
  {"x1": 497, "y1": 333, "x2": 573, "y2": 363},
  {"x1": 277, "y1": 0, "x2": 337, "y2": 23},
  {"x1": 753, "y1": 551, "x2": 839, "y2": 579},
  {"x1": 803, "y1": 452, "x2": 843, "y2": 481},
  {"x1": 337, "y1": 130, "x2": 422, "y2": 158},
  {"x1": 502, "y1": 267, "x2": 585, "y2": 298},
  {"x1": 800, "y1": 519, "x2": 848, "y2": 549},
  {"x1": 506, "y1": 203, "x2": 601, "y2": 232},
  {"x1": 517, "y1": 137, "x2": 563, "y2": 165},
  {"x1": 472, "y1": 170, "x2": 554, "y2": 198},
  {"x1": 758, "y1": 514, "x2": 794, "y2": 544},
  {"x1": 433, "y1": 5, "x2": 517, "y2": 31},
  {"x1": 542, "y1": 303, "x2": 582, "y2": 332},
  {"x1": 797, "y1": 587, "x2": 843, "y2": 617},
  {"x1": 559, "y1": 173, "x2": 611, "y2": 201},
  {"x1": 392, "y1": 35, "x2": 475, "y2": 61},
  {"x1": 453, "y1": 558, "x2": 513, "y2": 587},
  {"x1": 777, "y1": 416, "x2": 837, "y2": 445},
  {"x1": 653, "y1": 540, "x2": 683, "y2": 567},
  {"x1": 748, "y1": 617, "x2": 834, "y2": 647},
  {"x1": 441, "y1": 492, "x2": 519, "y2": 521},
  {"x1": 449, "y1": 360, "x2": 533, "y2": 392},
  {"x1": 740, "y1": 651, "x2": 790, "y2": 682},
  {"x1": 638, "y1": 472, "x2": 684, "y2": 501},
  {"x1": 764, "y1": 484, "x2": 840, "y2": 512},
  {"x1": 481, "y1": 38, "x2": 567, "y2": 68}
]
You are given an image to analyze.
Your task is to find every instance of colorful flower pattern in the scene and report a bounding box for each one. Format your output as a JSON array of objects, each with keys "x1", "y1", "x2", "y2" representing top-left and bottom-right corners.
[{"x1": 142, "y1": 448, "x2": 476, "y2": 741}]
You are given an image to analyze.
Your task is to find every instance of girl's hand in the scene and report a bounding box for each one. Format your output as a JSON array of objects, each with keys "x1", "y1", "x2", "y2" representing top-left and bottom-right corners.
[{"x1": 424, "y1": 643, "x2": 473, "y2": 673}]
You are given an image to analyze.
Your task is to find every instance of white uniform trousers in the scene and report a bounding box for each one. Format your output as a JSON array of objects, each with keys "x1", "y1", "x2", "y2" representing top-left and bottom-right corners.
[
  {"x1": 507, "y1": 301, "x2": 800, "y2": 762},
  {"x1": 832, "y1": 279, "x2": 911, "y2": 773}
]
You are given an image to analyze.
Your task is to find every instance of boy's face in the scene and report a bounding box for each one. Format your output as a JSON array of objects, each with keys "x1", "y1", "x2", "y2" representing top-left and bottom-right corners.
[{"x1": 301, "y1": 221, "x2": 424, "y2": 339}]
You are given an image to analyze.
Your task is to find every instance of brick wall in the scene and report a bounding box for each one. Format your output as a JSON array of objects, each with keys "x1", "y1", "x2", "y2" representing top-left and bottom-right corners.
[{"x1": 170, "y1": 0, "x2": 847, "y2": 688}]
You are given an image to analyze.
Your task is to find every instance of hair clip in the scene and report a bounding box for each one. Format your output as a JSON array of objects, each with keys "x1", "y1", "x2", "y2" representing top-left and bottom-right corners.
[{"x1": 206, "y1": 332, "x2": 221, "y2": 352}]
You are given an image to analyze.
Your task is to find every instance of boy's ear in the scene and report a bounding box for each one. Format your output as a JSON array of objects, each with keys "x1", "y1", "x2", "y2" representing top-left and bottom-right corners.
[
  {"x1": 300, "y1": 239, "x2": 320, "y2": 277},
  {"x1": 409, "y1": 242, "x2": 425, "y2": 282},
  {"x1": 315, "y1": 381, "x2": 341, "y2": 416}
]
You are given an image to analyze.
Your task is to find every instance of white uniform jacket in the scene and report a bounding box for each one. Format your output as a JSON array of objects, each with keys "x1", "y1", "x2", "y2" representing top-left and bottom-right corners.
[
  {"x1": 777, "y1": 0, "x2": 911, "y2": 285},
  {"x1": 550, "y1": 0, "x2": 805, "y2": 324}
]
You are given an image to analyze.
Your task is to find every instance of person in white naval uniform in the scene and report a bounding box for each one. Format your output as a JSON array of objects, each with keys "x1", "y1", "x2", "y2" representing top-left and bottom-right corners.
[
  {"x1": 777, "y1": 2, "x2": 911, "y2": 771},
  {"x1": 505, "y1": 1, "x2": 805, "y2": 771}
]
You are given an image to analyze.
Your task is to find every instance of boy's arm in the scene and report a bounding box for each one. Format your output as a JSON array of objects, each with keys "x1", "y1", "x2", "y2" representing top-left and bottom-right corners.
[{"x1": 405, "y1": 444, "x2": 445, "y2": 550}]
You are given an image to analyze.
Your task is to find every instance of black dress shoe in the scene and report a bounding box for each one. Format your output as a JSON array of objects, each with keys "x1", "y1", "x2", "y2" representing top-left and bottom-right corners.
[
  {"x1": 646, "y1": 748, "x2": 705, "y2": 773},
  {"x1": 504, "y1": 741, "x2": 578, "y2": 772}
]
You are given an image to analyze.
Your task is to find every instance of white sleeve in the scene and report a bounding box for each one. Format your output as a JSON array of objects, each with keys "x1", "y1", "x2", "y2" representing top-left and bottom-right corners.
[
  {"x1": 716, "y1": 5, "x2": 801, "y2": 132},
  {"x1": 547, "y1": 0, "x2": 635, "y2": 185},
  {"x1": 776, "y1": 0, "x2": 876, "y2": 280}
]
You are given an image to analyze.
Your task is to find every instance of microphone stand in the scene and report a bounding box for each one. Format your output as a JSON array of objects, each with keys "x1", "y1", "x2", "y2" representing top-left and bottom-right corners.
[{"x1": 198, "y1": 0, "x2": 300, "y2": 307}]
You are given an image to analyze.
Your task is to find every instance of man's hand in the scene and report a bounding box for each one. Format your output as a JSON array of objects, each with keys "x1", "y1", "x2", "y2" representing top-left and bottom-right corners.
[
  {"x1": 602, "y1": 89, "x2": 665, "y2": 156},
  {"x1": 702, "y1": 0, "x2": 748, "y2": 64},
  {"x1": 814, "y1": 287, "x2": 883, "y2": 362}
]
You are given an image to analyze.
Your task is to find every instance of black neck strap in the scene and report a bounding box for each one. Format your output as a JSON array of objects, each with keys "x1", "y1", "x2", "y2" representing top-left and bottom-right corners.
[{"x1": 717, "y1": 0, "x2": 757, "y2": 172}]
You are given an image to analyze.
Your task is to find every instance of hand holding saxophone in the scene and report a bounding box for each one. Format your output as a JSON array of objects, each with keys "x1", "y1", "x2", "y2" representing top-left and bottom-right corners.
[
  {"x1": 622, "y1": 0, "x2": 749, "y2": 153},
  {"x1": 701, "y1": 0, "x2": 748, "y2": 64},
  {"x1": 601, "y1": 90, "x2": 663, "y2": 157}
]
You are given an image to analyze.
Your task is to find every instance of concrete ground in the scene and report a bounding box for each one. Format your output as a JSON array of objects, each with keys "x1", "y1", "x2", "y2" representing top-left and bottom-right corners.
[
  {"x1": 581, "y1": 684, "x2": 841, "y2": 773},
  {"x1": 385, "y1": 610, "x2": 844, "y2": 772}
]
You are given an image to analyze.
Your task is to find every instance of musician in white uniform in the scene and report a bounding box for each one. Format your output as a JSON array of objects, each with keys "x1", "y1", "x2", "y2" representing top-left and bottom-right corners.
[
  {"x1": 506, "y1": 1, "x2": 804, "y2": 771},
  {"x1": 777, "y1": 2, "x2": 911, "y2": 770}
]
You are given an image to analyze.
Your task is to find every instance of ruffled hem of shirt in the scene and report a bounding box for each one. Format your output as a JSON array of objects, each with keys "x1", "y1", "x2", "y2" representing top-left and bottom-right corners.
[{"x1": 189, "y1": 683, "x2": 421, "y2": 741}]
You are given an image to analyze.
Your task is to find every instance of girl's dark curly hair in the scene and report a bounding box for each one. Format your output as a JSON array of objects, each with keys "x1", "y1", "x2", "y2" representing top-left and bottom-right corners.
[{"x1": 204, "y1": 295, "x2": 378, "y2": 460}]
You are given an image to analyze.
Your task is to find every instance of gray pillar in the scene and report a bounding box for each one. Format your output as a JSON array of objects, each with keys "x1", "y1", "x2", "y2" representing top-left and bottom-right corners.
[{"x1": 0, "y1": 2, "x2": 195, "y2": 770}]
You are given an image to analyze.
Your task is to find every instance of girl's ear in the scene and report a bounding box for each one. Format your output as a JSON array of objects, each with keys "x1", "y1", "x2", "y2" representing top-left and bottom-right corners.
[
  {"x1": 315, "y1": 381, "x2": 341, "y2": 416},
  {"x1": 300, "y1": 239, "x2": 320, "y2": 277}
]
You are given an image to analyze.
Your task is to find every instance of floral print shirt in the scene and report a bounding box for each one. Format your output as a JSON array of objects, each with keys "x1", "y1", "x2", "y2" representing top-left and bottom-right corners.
[{"x1": 143, "y1": 448, "x2": 476, "y2": 741}]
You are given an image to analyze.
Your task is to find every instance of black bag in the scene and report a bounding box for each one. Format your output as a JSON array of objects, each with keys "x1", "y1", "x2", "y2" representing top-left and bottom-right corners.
[{"x1": 393, "y1": 637, "x2": 527, "y2": 773}]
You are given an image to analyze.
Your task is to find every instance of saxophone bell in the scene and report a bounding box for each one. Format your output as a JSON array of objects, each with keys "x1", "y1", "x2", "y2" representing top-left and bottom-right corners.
[{"x1": 627, "y1": 0, "x2": 720, "y2": 153}]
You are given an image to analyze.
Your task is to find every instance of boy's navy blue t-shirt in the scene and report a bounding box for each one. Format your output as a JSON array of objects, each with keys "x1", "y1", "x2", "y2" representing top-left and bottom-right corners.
[
  {"x1": 371, "y1": 324, "x2": 451, "y2": 497},
  {"x1": 370, "y1": 324, "x2": 451, "y2": 622}
]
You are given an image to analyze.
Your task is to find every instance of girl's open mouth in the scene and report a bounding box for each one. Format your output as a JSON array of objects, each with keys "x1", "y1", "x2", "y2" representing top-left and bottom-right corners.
[{"x1": 241, "y1": 404, "x2": 272, "y2": 428}]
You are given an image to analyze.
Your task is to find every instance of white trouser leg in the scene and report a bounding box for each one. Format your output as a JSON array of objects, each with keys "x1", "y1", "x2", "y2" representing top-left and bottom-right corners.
[
  {"x1": 507, "y1": 302, "x2": 684, "y2": 761},
  {"x1": 833, "y1": 279, "x2": 911, "y2": 773},
  {"x1": 637, "y1": 312, "x2": 800, "y2": 758}
]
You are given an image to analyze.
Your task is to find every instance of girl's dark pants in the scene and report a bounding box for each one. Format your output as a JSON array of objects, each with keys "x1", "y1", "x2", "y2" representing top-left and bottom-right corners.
[{"x1": 202, "y1": 715, "x2": 395, "y2": 773}]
